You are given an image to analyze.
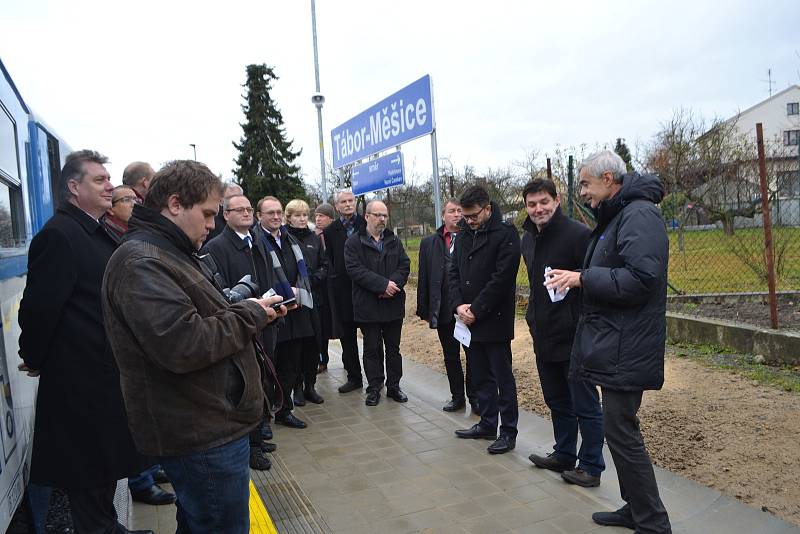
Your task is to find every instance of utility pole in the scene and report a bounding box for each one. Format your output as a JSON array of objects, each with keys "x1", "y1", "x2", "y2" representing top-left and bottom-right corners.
[
  {"x1": 310, "y1": 0, "x2": 328, "y2": 201},
  {"x1": 189, "y1": 144, "x2": 196, "y2": 161}
]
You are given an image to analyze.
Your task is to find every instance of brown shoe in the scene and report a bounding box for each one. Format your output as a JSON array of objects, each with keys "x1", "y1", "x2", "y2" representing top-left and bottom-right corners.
[{"x1": 561, "y1": 468, "x2": 600, "y2": 487}]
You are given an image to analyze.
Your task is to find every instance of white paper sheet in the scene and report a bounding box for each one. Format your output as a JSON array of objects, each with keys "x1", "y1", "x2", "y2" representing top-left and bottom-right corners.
[
  {"x1": 453, "y1": 315, "x2": 472, "y2": 347},
  {"x1": 544, "y1": 266, "x2": 569, "y2": 303}
]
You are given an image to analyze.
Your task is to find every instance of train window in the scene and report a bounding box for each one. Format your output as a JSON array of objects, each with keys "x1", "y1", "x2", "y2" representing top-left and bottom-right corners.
[
  {"x1": 0, "y1": 104, "x2": 20, "y2": 186},
  {"x1": 0, "y1": 179, "x2": 21, "y2": 249}
]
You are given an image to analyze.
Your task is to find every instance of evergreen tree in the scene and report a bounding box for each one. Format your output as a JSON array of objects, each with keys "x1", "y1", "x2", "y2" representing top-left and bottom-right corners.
[
  {"x1": 614, "y1": 138, "x2": 634, "y2": 173},
  {"x1": 233, "y1": 64, "x2": 305, "y2": 206}
]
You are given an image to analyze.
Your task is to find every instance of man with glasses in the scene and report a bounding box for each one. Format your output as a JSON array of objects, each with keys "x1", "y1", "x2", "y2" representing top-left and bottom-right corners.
[
  {"x1": 202, "y1": 194, "x2": 278, "y2": 470},
  {"x1": 344, "y1": 200, "x2": 410, "y2": 406},
  {"x1": 450, "y1": 186, "x2": 520, "y2": 454},
  {"x1": 206, "y1": 183, "x2": 244, "y2": 243},
  {"x1": 102, "y1": 185, "x2": 137, "y2": 243},
  {"x1": 323, "y1": 189, "x2": 367, "y2": 393}
]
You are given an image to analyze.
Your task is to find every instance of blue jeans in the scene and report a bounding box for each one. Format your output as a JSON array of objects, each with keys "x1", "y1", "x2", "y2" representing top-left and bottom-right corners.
[
  {"x1": 159, "y1": 436, "x2": 250, "y2": 534},
  {"x1": 128, "y1": 464, "x2": 162, "y2": 492},
  {"x1": 536, "y1": 358, "x2": 605, "y2": 476}
]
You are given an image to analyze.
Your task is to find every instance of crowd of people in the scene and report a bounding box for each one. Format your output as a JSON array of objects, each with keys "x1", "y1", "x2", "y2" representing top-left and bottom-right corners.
[{"x1": 16, "y1": 148, "x2": 672, "y2": 534}]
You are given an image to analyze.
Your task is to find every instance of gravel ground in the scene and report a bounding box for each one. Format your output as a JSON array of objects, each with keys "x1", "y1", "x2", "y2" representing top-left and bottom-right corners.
[
  {"x1": 667, "y1": 299, "x2": 800, "y2": 331},
  {"x1": 401, "y1": 290, "x2": 800, "y2": 527}
]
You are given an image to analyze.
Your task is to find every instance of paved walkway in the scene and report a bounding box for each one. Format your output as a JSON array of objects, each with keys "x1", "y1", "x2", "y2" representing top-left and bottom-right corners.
[{"x1": 132, "y1": 341, "x2": 799, "y2": 533}]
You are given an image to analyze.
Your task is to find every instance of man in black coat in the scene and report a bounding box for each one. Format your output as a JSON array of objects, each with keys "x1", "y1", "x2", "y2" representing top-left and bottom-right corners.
[
  {"x1": 449, "y1": 186, "x2": 520, "y2": 455},
  {"x1": 18, "y1": 150, "x2": 150, "y2": 534},
  {"x1": 416, "y1": 199, "x2": 475, "y2": 412},
  {"x1": 202, "y1": 193, "x2": 278, "y2": 471},
  {"x1": 323, "y1": 189, "x2": 367, "y2": 393},
  {"x1": 520, "y1": 179, "x2": 605, "y2": 488},
  {"x1": 547, "y1": 150, "x2": 671, "y2": 533},
  {"x1": 344, "y1": 200, "x2": 410, "y2": 406},
  {"x1": 204, "y1": 182, "x2": 243, "y2": 244}
]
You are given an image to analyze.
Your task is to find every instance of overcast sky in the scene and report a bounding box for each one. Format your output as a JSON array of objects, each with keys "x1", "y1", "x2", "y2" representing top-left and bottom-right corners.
[{"x1": 2, "y1": 0, "x2": 798, "y2": 191}]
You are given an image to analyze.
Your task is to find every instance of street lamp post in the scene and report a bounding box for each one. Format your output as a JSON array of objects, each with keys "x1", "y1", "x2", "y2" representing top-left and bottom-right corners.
[
  {"x1": 310, "y1": 0, "x2": 328, "y2": 201},
  {"x1": 189, "y1": 144, "x2": 197, "y2": 161}
]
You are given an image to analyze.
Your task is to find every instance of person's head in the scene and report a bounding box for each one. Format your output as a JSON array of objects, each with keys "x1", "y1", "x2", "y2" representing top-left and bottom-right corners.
[
  {"x1": 459, "y1": 185, "x2": 491, "y2": 230},
  {"x1": 122, "y1": 161, "x2": 155, "y2": 198},
  {"x1": 442, "y1": 199, "x2": 462, "y2": 232},
  {"x1": 223, "y1": 194, "x2": 254, "y2": 233},
  {"x1": 334, "y1": 189, "x2": 356, "y2": 218},
  {"x1": 314, "y1": 203, "x2": 335, "y2": 230},
  {"x1": 59, "y1": 150, "x2": 113, "y2": 219},
  {"x1": 257, "y1": 196, "x2": 283, "y2": 233},
  {"x1": 221, "y1": 183, "x2": 243, "y2": 204},
  {"x1": 144, "y1": 160, "x2": 223, "y2": 249},
  {"x1": 365, "y1": 200, "x2": 388, "y2": 236},
  {"x1": 108, "y1": 185, "x2": 137, "y2": 223},
  {"x1": 578, "y1": 150, "x2": 627, "y2": 208},
  {"x1": 285, "y1": 199, "x2": 310, "y2": 229},
  {"x1": 522, "y1": 179, "x2": 560, "y2": 230}
]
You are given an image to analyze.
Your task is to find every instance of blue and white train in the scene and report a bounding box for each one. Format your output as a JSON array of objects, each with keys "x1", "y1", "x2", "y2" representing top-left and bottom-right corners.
[{"x1": 0, "y1": 56, "x2": 72, "y2": 532}]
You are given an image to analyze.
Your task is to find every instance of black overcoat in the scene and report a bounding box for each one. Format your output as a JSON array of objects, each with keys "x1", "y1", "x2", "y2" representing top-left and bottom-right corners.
[
  {"x1": 202, "y1": 225, "x2": 278, "y2": 354},
  {"x1": 18, "y1": 202, "x2": 144, "y2": 488},
  {"x1": 448, "y1": 202, "x2": 520, "y2": 343},
  {"x1": 344, "y1": 228, "x2": 410, "y2": 324},
  {"x1": 323, "y1": 214, "x2": 366, "y2": 327},
  {"x1": 521, "y1": 207, "x2": 590, "y2": 362},
  {"x1": 415, "y1": 226, "x2": 455, "y2": 329},
  {"x1": 570, "y1": 173, "x2": 669, "y2": 391}
]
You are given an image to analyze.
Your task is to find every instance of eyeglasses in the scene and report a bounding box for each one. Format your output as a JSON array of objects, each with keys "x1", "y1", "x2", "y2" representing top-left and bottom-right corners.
[
  {"x1": 461, "y1": 206, "x2": 486, "y2": 221},
  {"x1": 367, "y1": 212, "x2": 389, "y2": 220},
  {"x1": 112, "y1": 196, "x2": 137, "y2": 205},
  {"x1": 226, "y1": 207, "x2": 254, "y2": 214}
]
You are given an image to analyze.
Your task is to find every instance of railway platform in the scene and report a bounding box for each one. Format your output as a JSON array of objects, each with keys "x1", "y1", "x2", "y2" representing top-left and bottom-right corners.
[{"x1": 131, "y1": 342, "x2": 799, "y2": 534}]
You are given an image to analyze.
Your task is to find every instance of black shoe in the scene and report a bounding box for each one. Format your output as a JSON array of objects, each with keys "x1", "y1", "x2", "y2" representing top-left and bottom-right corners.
[
  {"x1": 528, "y1": 452, "x2": 575, "y2": 473},
  {"x1": 386, "y1": 388, "x2": 408, "y2": 403},
  {"x1": 292, "y1": 390, "x2": 306, "y2": 407},
  {"x1": 487, "y1": 434, "x2": 516, "y2": 454},
  {"x1": 442, "y1": 398, "x2": 466, "y2": 412},
  {"x1": 304, "y1": 388, "x2": 324, "y2": 404},
  {"x1": 261, "y1": 422, "x2": 273, "y2": 441},
  {"x1": 338, "y1": 380, "x2": 363, "y2": 393},
  {"x1": 249, "y1": 449, "x2": 272, "y2": 471},
  {"x1": 261, "y1": 441, "x2": 277, "y2": 453},
  {"x1": 454, "y1": 424, "x2": 497, "y2": 440},
  {"x1": 153, "y1": 468, "x2": 169, "y2": 485},
  {"x1": 131, "y1": 485, "x2": 176, "y2": 506},
  {"x1": 275, "y1": 413, "x2": 307, "y2": 429},
  {"x1": 365, "y1": 390, "x2": 381, "y2": 406},
  {"x1": 592, "y1": 504, "x2": 635, "y2": 530},
  {"x1": 562, "y1": 468, "x2": 601, "y2": 487}
]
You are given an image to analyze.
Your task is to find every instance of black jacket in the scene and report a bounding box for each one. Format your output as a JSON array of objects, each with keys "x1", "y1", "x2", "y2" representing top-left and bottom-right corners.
[
  {"x1": 521, "y1": 207, "x2": 590, "y2": 362},
  {"x1": 286, "y1": 225, "x2": 328, "y2": 345},
  {"x1": 344, "y1": 227, "x2": 410, "y2": 323},
  {"x1": 323, "y1": 214, "x2": 366, "y2": 326},
  {"x1": 18, "y1": 202, "x2": 145, "y2": 488},
  {"x1": 448, "y1": 202, "x2": 520, "y2": 343},
  {"x1": 416, "y1": 226, "x2": 456, "y2": 329},
  {"x1": 570, "y1": 173, "x2": 668, "y2": 391},
  {"x1": 202, "y1": 225, "x2": 278, "y2": 354}
]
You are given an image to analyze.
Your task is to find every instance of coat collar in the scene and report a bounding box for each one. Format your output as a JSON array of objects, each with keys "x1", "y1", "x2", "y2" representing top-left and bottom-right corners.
[
  {"x1": 59, "y1": 201, "x2": 102, "y2": 234},
  {"x1": 221, "y1": 225, "x2": 252, "y2": 251},
  {"x1": 522, "y1": 205, "x2": 565, "y2": 237}
]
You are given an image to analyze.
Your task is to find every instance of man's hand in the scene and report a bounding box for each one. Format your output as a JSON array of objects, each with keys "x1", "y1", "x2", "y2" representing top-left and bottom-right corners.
[
  {"x1": 385, "y1": 280, "x2": 401, "y2": 296},
  {"x1": 250, "y1": 294, "x2": 286, "y2": 323},
  {"x1": 18, "y1": 362, "x2": 40, "y2": 378},
  {"x1": 545, "y1": 269, "x2": 582, "y2": 293},
  {"x1": 456, "y1": 304, "x2": 476, "y2": 326}
]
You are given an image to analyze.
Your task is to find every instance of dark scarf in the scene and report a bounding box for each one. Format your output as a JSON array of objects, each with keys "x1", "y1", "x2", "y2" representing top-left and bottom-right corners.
[{"x1": 258, "y1": 226, "x2": 314, "y2": 309}]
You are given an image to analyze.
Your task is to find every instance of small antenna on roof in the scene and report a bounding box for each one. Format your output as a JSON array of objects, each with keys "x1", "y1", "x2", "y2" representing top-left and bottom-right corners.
[{"x1": 760, "y1": 68, "x2": 776, "y2": 97}]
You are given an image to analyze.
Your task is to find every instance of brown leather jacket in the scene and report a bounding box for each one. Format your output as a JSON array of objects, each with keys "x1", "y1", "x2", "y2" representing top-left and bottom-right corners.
[{"x1": 102, "y1": 206, "x2": 270, "y2": 456}]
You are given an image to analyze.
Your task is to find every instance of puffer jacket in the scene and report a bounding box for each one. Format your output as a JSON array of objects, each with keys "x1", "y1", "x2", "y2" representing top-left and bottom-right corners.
[
  {"x1": 102, "y1": 204, "x2": 270, "y2": 456},
  {"x1": 570, "y1": 173, "x2": 668, "y2": 391}
]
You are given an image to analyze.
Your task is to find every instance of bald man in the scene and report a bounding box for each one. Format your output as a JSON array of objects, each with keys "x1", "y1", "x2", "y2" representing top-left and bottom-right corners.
[
  {"x1": 122, "y1": 161, "x2": 155, "y2": 203},
  {"x1": 344, "y1": 200, "x2": 410, "y2": 407}
]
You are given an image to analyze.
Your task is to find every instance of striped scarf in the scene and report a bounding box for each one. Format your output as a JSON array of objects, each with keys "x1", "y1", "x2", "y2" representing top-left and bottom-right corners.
[{"x1": 261, "y1": 227, "x2": 314, "y2": 309}]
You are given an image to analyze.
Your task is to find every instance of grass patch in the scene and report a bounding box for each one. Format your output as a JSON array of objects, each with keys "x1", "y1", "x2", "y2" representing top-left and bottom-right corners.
[{"x1": 668, "y1": 340, "x2": 800, "y2": 393}]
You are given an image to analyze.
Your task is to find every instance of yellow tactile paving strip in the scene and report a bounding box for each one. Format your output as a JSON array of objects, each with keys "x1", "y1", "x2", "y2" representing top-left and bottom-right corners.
[{"x1": 249, "y1": 479, "x2": 278, "y2": 534}]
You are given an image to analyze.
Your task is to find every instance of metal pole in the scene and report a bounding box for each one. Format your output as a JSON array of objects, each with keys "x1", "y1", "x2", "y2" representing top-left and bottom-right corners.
[
  {"x1": 546, "y1": 157, "x2": 552, "y2": 180},
  {"x1": 189, "y1": 144, "x2": 196, "y2": 161},
  {"x1": 756, "y1": 123, "x2": 779, "y2": 329},
  {"x1": 311, "y1": 0, "x2": 327, "y2": 201},
  {"x1": 567, "y1": 155, "x2": 574, "y2": 218},
  {"x1": 430, "y1": 131, "x2": 442, "y2": 228}
]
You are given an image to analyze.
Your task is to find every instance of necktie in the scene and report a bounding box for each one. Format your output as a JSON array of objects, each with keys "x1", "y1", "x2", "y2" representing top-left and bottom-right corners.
[
  {"x1": 243, "y1": 235, "x2": 252, "y2": 248},
  {"x1": 449, "y1": 232, "x2": 457, "y2": 254}
]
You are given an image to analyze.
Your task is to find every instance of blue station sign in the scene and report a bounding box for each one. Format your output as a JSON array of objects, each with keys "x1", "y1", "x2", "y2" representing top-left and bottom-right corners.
[
  {"x1": 331, "y1": 75, "x2": 434, "y2": 169},
  {"x1": 351, "y1": 152, "x2": 404, "y2": 196}
]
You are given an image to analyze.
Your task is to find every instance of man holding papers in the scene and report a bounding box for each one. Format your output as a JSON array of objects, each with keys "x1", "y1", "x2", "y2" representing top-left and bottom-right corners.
[
  {"x1": 449, "y1": 186, "x2": 520, "y2": 454},
  {"x1": 520, "y1": 179, "x2": 605, "y2": 488}
]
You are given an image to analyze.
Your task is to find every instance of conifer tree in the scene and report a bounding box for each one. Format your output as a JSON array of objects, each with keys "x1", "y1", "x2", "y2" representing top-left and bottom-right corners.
[
  {"x1": 233, "y1": 64, "x2": 305, "y2": 205},
  {"x1": 614, "y1": 138, "x2": 634, "y2": 173}
]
